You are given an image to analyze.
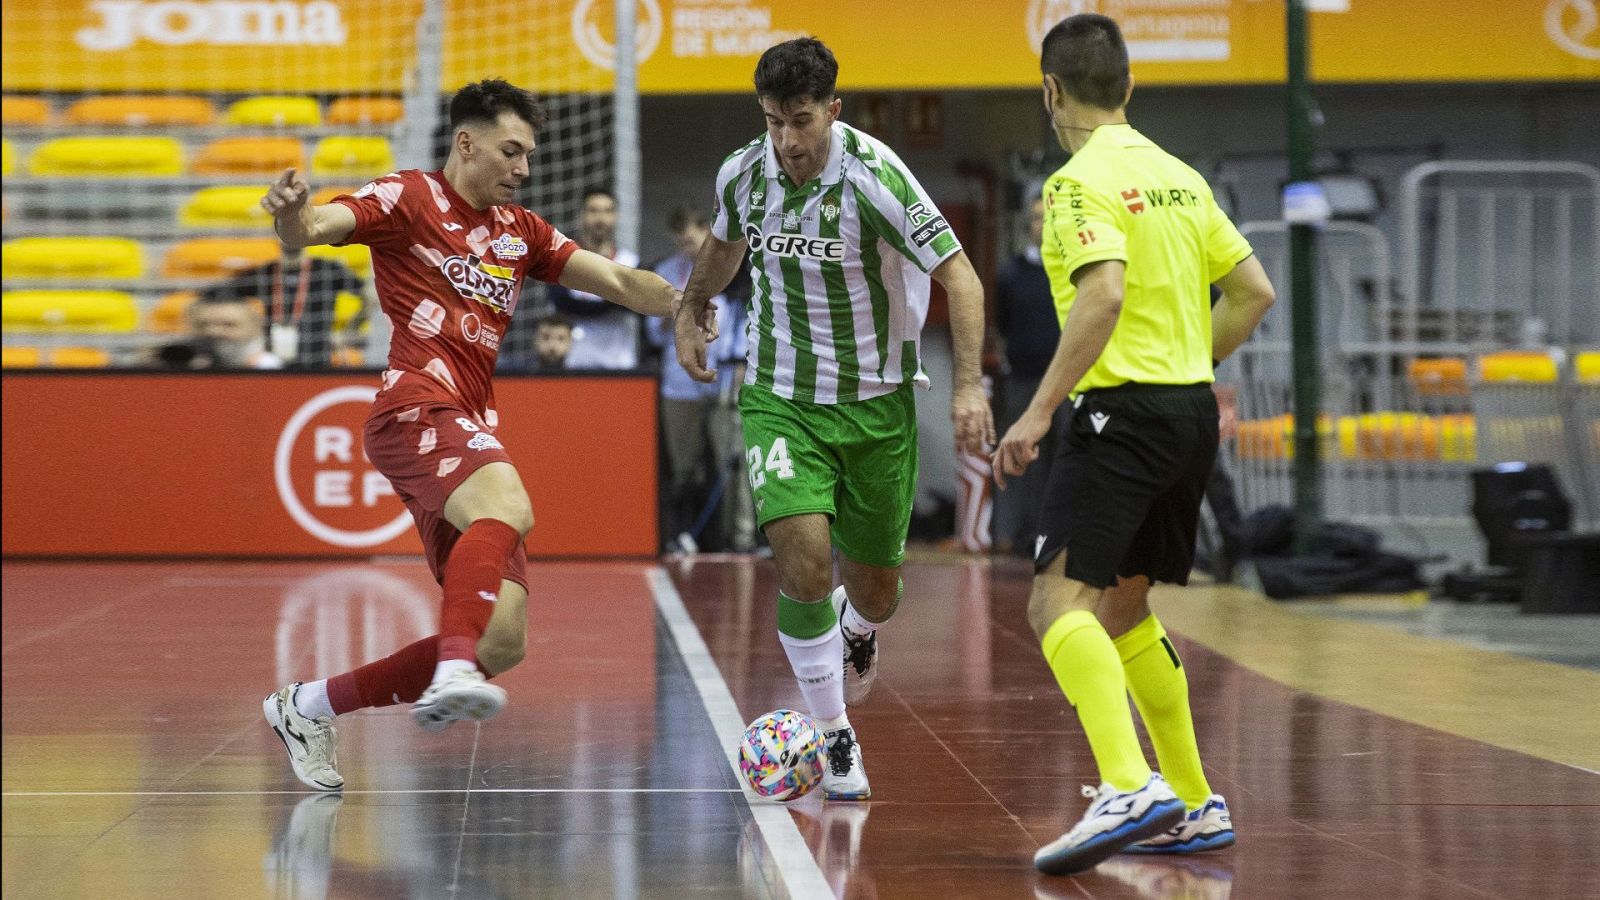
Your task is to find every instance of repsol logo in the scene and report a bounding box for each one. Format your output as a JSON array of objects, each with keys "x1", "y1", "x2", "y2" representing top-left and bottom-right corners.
[
  {"x1": 76, "y1": 0, "x2": 347, "y2": 51},
  {"x1": 744, "y1": 225, "x2": 845, "y2": 262}
]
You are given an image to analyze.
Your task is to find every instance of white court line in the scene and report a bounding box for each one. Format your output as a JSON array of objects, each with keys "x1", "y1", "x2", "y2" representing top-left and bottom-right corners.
[
  {"x1": 1, "y1": 789, "x2": 746, "y2": 797},
  {"x1": 646, "y1": 568, "x2": 832, "y2": 900}
]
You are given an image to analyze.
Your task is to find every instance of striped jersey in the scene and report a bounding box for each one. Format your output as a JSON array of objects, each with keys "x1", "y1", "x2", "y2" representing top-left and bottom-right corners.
[{"x1": 711, "y1": 121, "x2": 961, "y2": 404}]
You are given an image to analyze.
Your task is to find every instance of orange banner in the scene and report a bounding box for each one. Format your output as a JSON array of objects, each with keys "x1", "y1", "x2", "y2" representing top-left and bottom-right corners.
[
  {"x1": 3, "y1": 0, "x2": 1595, "y2": 93},
  {"x1": 1, "y1": 373, "x2": 658, "y2": 558}
]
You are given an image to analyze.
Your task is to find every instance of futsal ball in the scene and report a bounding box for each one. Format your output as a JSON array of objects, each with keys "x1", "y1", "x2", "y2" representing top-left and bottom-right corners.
[{"x1": 737, "y1": 709, "x2": 826, "y2": 800}]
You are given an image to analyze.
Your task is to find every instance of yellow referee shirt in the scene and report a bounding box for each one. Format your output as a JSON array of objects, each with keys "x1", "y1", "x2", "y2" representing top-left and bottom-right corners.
[{"x1": 1042, "y1": 123, "x2": 1253, "y2": 394}]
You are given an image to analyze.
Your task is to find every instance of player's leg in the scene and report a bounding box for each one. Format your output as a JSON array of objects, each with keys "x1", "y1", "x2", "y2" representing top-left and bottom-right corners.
[
  {"x1": 742, "y1": 387, "x2": 867, "y2": 799},
  {"x1": 1031, "y1": 390, "x2": 1185, "y2": 875},
  {"x1": 830, "y1": 385, "x2": 919, "y2": 706}
]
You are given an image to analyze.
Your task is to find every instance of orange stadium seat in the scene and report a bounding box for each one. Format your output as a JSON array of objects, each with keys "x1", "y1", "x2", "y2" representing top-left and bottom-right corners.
[
  {"x1": 2, "y1": 139, "x2": 15, "y2": 177},
  {"x1": 28, "y1": 136, "x2": 184, "y2": 177},
  {"x1": 2, "y1": 290, "x2": 140, "y2": 332},
  {"x1": 161, "y1": 237, "x2": 278, "y2": 279},
  {"x1": 147, "y1": 291, "x2": 198, "y2": 333},
  {"x1": 3, "y1": 237, "x2": 145, "y2": 280},
  {"x1": 2, "y1": 346, "x2": 43, "y2": 368},
  {"x1": 224, "y1": 96, "x2": 322, "y2": 127},
  {"x1": 1408, "y1": 357, "x2": 1469, "y2": 396},
  {"x1": 311, "y1": 136, "x2": 394, "y2": 178},
  {"x1": 326, "y1": 97, "x2": 404, "y2": 126},
  {"x1": 178, "y1": 185, "x2": 272, "y2": 229},
  {"x1": 2, "y1": 95, "x2": 50, "y2": 126},
  {"x1": 64, "y1": 95, "x2": 215, "y2": 127},
  {"x1": 191, "y1": 136, "x2": 305, "y2": 176},
  {"x1": 47, "y1": 346, "x2": 111, "y2": 367}
]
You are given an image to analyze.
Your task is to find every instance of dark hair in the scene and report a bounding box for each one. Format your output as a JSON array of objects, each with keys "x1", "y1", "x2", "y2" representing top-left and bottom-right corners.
[
  {"x1": 449, "y1": 78, "x2": 547, "y2": 131},
  {"x1": 753, "y1": 37, "x2": 838, "y2": 105},
  {"x1": 536, "y1": 313, "x2": 574, "y2": 331},
  {"x1": 582, "y1": 186, "x2": 616, "y2": 204},
  {"x1": 668, "y1": 206, "x2": 708, "y2": 232},
  {"x1": 1040, "y1": 15, "x2": 1130, "y2": 111}
]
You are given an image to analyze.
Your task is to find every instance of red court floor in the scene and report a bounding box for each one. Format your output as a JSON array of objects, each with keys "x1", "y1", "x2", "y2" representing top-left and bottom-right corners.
[{"x1": 3, "y1": 557, "x2": 1597, "y2": 899}]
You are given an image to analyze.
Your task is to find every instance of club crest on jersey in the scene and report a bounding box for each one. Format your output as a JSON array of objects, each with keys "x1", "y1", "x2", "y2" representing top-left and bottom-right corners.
[
  {"x1": 489, "y1": 234, "x2": 527, "y2": 260},
  {"x1": 822, "y1": 202, "x2": 840, "y2": 223},
  {"x1": 439, "y1": 253, "x2": 518, "y2": 314}
]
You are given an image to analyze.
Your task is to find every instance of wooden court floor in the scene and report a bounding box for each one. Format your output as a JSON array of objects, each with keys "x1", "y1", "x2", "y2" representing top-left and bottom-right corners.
[{"x1": 3, "y1": 557, "x2": 1597, "y2": 899}]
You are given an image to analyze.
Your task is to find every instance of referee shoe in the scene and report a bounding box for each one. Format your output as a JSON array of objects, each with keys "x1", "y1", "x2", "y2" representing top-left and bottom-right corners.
[{"x1": 1034, "y1": 773, "x2": 1185, "y2": 875}]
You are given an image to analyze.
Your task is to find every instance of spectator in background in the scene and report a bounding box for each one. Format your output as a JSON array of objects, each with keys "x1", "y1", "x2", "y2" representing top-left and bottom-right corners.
[
  {"x1": 646, "y1": 206, "x2": 752, "y2": 553},
  {"x1": 204, "y1": 242, "x2": 369, "y2": 368},
  {"x1": 992, "y1": 196, "x2": 1061, "y2": 556},
  {"x1": 531, "y1": 314, "x2": 575, "y2": 372},
  {"x1": 547, "y1": 187, "x2": 644, "y2": 369},
  {"x1": 151, "y1": 293, "x2": 284, "y2": 369}
]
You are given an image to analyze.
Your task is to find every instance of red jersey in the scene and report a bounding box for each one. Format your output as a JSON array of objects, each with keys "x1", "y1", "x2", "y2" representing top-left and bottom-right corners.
[{"x1": 333, "y1": 169, "x2": 577, "y2": 425}]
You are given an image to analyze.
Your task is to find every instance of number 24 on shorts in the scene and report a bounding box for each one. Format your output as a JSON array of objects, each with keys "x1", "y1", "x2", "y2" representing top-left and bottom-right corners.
[{"x1": 747, "y1": 438, "x2": 796, "y2": 489}]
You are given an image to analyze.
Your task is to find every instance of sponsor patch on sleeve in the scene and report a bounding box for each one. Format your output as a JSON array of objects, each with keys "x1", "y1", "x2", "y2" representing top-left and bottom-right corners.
[{"x1": 910, "y1": 216, "x2": 950, "y2": 247}]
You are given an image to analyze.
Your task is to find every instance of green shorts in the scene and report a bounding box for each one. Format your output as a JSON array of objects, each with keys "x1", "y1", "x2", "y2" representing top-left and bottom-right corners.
[{"x1": 739, "y1": 385, "x2": 918, "y2": 569}]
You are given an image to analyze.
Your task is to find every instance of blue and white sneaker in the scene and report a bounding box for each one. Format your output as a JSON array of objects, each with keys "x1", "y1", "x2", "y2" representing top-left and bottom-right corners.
[
  {"x1": 1034, "y1": 773, "x2": 1185, "y2": 876},
  {"x1": 1122, "y1": 794, "x2": 1235, "y2": 854}
]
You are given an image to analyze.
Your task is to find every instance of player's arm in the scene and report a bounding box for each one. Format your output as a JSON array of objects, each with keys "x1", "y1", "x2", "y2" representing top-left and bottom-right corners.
[
  {"x1": 1211, "y1": 254, "x2": 1275, "y2": 363},
  {"x1": 932, "y1": 251, "x2": 997, "y2": 455},
  {"x1": 262, "y1": 168, "x2": 355, "y2": 248},
  {"x1": 556, "y1": 248, "x2": 677, "y2": 317},
  {"x1": 993, "y1": 260, "x2": 1124, "y2": 487},
  {"x1": 675, "y1": 233, "x2": 748, "y2": 383}
]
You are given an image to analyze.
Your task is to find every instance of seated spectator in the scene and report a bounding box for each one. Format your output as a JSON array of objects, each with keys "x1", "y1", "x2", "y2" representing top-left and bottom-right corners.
[
  {"x1": 150, "y1": 294, "x2": 284, "y2": 370},
  {"x1": 204, "y1": 243, "x2": 369, "y2": 367},
  {"x1": 531, "y1": 314, "x2": 575, "y2": 372}
]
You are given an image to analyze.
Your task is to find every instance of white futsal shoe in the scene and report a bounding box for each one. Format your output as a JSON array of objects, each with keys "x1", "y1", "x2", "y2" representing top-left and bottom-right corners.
[
  {"x1": 1122, "y1": 794, "x2": 1236, "y2": 854},
  {"x1": 831, "y1": 587, "x2": 879, "y2": 706},
  {"x1": 821, "y1": 726, "x2": 872, "y2": 801},
  {"x1": 263, "y1": 684, "x2": 343, "y2": 792},
  {"x1": 410, "y1": 669, "x2": 507, "y2": 732},
  {"x1": 1033, "y1": 773, "x2": 1185, "y2": 875}
]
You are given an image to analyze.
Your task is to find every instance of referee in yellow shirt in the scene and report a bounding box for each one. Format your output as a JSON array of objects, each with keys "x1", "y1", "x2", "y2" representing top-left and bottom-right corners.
[{"x1": 994, "y1": 14, "x2": 1277, "y2": 876}]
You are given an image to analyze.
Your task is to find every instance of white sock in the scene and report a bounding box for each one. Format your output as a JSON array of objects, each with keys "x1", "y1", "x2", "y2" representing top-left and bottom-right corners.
[
  {"x1": 840, "y1": 599, "x2": 878, "y2": 636},
  {"x1": 778, "y1": 626, "x2": 846, "y2": 722},
  {"x1": 816, "y1": 711, "x2": 851, "y2": 734},
  {"x1": 431, "y1": 659, "x2": 476, "y2": 685},
  {"x1": 293, "y1": 679, "x2": 334, "y2": 720}
]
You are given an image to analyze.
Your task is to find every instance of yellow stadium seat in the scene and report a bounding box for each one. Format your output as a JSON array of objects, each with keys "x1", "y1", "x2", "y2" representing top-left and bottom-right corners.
[
  {"x1": 179, "y1": 185, "x2": 272, "y2": 229},
  {"x1": 47, "y1": 346, "x2": 111, "y2": 367},
  {"x1": 2, "y1": 290, "x2": 139, "y2": 332},
  {"x1": 225, "y1": 96, "x2": 322, "y2": 127},
  {"x1": 1577, "y1": 351, "x2": 1600, "y2": 383},
  {"x1": 2, "y1": 139, "x2": 15, "y2": 177},
  {"x1": 333, "y1": 290, "x2": 364, "y2": 331},
  {"x1": 147, "y1": 291, "x2": 198, "y2": 333},
  {"x1": 312, "y1": 136, "x2": 394, "y2": 178},
  {"x1": 161, "y1": 237, "x2": 278, "y2": 279},
  {"x1": 2, "y1": 346, "x2": 43, "y2": 368},
  {"x1": 306, "y1": 243, "x2": 371, "y2": 278},
  {"x1": 2, "y1": 237, "x2": 145, "y2": 280},
  {"x1": 1479, "y1": 351, "x2": 1559, "y2": 383},
  {"x1": 28, "y1": 136, "x2": 184, "y2": 177},
  {"x1": 192, "y1": 136, "x2": 304, "y2": 176},
  {"x1": 311, "y1": 185, "x2": 360, "y2": 205},
  {"x1": 64, "y1": 95, "x2": 215, "y2": 127},
  {"x1": 2, "y1": 95, "x2": 50, "y2": 126},
  {"x1": 326, "y1": 97, "x2": 405, "y2": 126}
]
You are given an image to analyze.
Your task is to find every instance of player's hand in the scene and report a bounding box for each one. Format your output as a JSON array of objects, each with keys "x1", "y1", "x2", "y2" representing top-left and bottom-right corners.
[
  {"x1": 952, "y1": 383, "x2": 995, "y2": 458},
  {"x1": 992, "y1": 407, "x2": 1049, "y2": 490},
  {"x1": 698, "y1": 301, "x2": 720, "y2": 344},
  {"x1": 261, "y1": 168, "x2": 311, "y2": 217},
  {"x1": 1213, "y1": 382, "x2": 1239, "y2": 442},
  {"x1": 674, "y1": 301, "x2": 716, "y2": 383}
]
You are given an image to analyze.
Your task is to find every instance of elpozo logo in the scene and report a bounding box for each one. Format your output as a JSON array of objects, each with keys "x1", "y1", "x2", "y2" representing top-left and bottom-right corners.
[
  {"x1": 275, "y1": 386, "x2": 413, "y2": 548},
  {"x1": 572, "y1": 0, "x2": 663, "y2": 70},
  {"x1": 1547, "y1": 0, "x2": 1600, "y2": 59}
]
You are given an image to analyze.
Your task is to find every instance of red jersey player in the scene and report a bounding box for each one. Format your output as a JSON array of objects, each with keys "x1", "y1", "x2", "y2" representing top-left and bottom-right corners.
[{"x1": 259, "y1": 80, "x2": 690, "y2": 791}]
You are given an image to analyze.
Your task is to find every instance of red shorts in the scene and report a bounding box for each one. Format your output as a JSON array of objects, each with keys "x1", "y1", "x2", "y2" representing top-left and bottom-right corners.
[{"x1": 363, "y1": 380, "x2": 528, "y2": 590}]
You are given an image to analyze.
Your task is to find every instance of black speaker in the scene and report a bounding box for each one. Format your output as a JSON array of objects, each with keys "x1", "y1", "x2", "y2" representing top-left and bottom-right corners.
[{"x1": 1470, "y1": 463, "x2": 1572, "y2": 569}]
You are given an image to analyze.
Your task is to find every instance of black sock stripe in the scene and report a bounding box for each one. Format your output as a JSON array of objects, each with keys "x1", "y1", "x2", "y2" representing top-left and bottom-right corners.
[{"x1": 1159, "y1": 636, "x2": 1182, "y2": 669}]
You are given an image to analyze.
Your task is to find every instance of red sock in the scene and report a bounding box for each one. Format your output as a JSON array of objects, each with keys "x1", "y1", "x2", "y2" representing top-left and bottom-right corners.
[
  {"x1": 438, "y1": 518, "x2": 522, "y2": 663},
  {"x1": 326, "y1": 636, "x2": 494, "y2": 715}
]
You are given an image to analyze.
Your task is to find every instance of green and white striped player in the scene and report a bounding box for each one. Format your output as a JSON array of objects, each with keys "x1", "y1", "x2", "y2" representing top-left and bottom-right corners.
[{"x1": 674, "y1": 37, "x2": 993, "y2": 801}]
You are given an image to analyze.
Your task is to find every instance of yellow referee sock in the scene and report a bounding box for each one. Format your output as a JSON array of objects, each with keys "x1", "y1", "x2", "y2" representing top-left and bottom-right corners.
[
  {"x1": 1114, "y1": 614, "x2": 1212, "y2": 810},
  {"x1": 1041, "y1": 610, "x2": 1151, "y2": 793}
]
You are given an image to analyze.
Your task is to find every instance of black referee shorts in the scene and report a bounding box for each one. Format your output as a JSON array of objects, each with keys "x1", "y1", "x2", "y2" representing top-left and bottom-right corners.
[{"x1": 1034, "y1": 382, "x2": 1219, "y2": 588}]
